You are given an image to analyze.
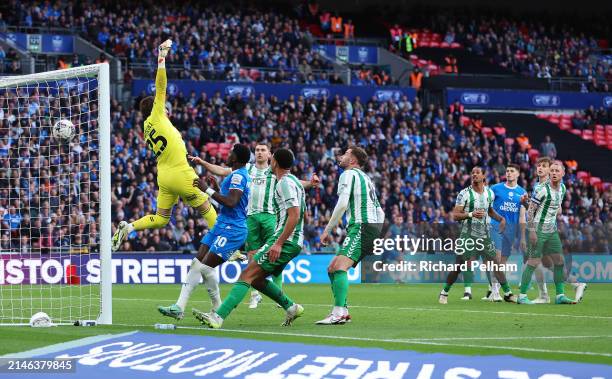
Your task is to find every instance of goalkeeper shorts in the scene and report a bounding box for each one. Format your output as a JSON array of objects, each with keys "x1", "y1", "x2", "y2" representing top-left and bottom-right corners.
[{"x1": 156, "y1": 166, "x2": 208, "y2": 209}]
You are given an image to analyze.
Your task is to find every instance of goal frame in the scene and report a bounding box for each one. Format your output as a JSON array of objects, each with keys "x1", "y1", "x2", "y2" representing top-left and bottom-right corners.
[{"x1": 0, "y1": 63, "x2": 112, "y2": 325}]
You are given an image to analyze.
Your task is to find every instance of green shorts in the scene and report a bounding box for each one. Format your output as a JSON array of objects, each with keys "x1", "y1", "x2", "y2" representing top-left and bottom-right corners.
[
  {"x1": 338, "y1": 223, "x2": 382, "y2": 265},
  {"x1": 254, "y1": 241, "x2": 301, "y2": 276},
  {"x1": 458, "y1": 234, "x2": 496, "y2": 260},
  {"x1": 525, "y1": 231, "x2": 562, "y2": 259},
  {"x1": 245, "y1": 212, "x2": 276, "y2": 251}
]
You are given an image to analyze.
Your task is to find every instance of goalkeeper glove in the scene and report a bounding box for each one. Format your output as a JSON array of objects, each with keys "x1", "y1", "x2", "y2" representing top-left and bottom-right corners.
[{"x1": 158, "y1": 39, "x2": 173, "y2": 59}]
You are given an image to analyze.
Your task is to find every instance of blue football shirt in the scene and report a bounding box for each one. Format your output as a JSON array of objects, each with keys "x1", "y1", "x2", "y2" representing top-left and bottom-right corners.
[
  {"x1": 215, "y1": 166, "x2": 251, "y2": 228},
  {"x1": 490, "y1": 183, "x2": 526, "y2": 226}
]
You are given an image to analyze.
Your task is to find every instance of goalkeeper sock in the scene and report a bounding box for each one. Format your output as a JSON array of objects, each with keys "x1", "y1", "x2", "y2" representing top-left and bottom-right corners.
[
  {"x1": 553, "y1": 265, "x2": 565, "y2": 295},
  {"x1": 132, "y1": 214, "x2": 169, "y2": 231},
  {"x1": 272, "y1": 272, "x2": 283, "y2": 290},
  {"x1": 177, "y1": 258, "x2": 202, "y2": 311},
  {"x1": 200, "y1": 264, "x2": 221, "y2": 310},
  {"x1": 258, "y1": 279, "x2": 294, "y2": 310},
  {"x1": 331, "y1": 270, "x2": 349, "y2": 307},
  {"x1": 201, "y1": 204, "x2": 217, "y2": 229},
  {"x1": 520, "y1": 264, "x2": 536, "y2": 295},
  {"x1": 216, "y1": 281, "x2": 250, "y2": 319}
]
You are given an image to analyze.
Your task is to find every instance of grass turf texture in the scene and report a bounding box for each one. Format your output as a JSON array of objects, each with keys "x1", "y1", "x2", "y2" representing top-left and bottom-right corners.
[{"x1": 1, "y1": 283, "x2": 611, "y2": 365}]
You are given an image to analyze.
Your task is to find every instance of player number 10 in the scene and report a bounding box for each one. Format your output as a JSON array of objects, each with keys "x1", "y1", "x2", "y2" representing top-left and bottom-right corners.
[{"x1": 214, "y1": 236, "x2": 227, "y2": 248}]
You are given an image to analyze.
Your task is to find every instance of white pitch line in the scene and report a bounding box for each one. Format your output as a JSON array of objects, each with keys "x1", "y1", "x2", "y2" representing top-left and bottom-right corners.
[
  {"x1": 402, "y1": 335, "x2": 612, "y2": 341},
  {"x1": 111, "y1": 323, "x2": 612, "y2": 358},
  {"x1": 113, "y1": 297, "x2": 612, "y2": 320}
]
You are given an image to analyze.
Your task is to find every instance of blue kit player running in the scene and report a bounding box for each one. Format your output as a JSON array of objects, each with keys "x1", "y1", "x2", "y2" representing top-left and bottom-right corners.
[
  {"x1": 485, "y1": 163, "x2": 526, "y2": 301},
  {"x1": 158, "y1": 144, "x2": 252, "y2": 320}
]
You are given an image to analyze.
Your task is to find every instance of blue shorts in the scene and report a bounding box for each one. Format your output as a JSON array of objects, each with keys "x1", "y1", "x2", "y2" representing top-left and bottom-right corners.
[
  {"x1": 491, "y1": 223, "x2": 517, "y2": 257},
  {"x1": 201, "y1": 222, "x2": 247, "y2": 261}
]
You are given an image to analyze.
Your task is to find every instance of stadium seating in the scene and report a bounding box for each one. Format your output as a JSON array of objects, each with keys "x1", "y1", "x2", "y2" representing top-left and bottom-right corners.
[
  {"x1": 537, "y1": 112, "x2": 612, "y2": 150},
  {"x1": 386, "y1": 10, "x2": 610, "y2": 83},
  {"x1": 6, "y1": 1, "x2": 340, "y2": 84}
]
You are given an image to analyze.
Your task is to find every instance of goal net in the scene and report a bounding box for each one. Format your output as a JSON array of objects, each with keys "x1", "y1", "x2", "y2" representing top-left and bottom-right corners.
[{"x1": 0, "y1": 64, "x2": 111, "y2": 325}]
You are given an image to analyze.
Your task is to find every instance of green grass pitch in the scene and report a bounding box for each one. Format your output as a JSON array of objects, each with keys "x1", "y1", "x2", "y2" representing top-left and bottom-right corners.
[{"x1": 1, "y1": 283, "x2": 611, "y2": 365}]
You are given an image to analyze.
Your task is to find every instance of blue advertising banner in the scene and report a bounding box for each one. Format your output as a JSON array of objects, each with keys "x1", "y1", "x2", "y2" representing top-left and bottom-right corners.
[
  {"x1": 21, "y1": 332, "x2": 612, "y2": 378},
  {"x1": 0, "y1": 32, "x2": 74, "y2": 54},
  {"x1": 446, "y1": 88, "x2": 612, "y2": 110},
  {"x1": 367, "y1": 254, "x2": 612, "y2": 283},
  {"x1": 2, "y1": 253, "x2": 611, "y2": 285},
  {"x1": 0, "y1": 254, "x2": 360, "y2": 285},
  {"x1": 132, "y1": 79, "x2": 415, "y2": 102},
  {"x1": 314, "y1": 44, "x2": 379, "y2": 64}
]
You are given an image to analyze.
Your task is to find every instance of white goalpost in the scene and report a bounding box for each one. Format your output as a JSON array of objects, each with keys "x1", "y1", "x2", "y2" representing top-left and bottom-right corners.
[{"x1": 0, "y1": 63, "x2": 112, "y2": 325}]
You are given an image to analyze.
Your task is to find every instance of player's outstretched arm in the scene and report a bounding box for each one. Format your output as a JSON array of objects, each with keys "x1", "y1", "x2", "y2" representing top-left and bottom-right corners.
[
  {"x1": 300, "y1": 173, "x2": 320, "y2": 189},
  {"x1": 188, "y1": 155, "x2": 232, "y2": 176},
  {"x1": 151, "y1": 39, "x2": 172, "y2": 118}
]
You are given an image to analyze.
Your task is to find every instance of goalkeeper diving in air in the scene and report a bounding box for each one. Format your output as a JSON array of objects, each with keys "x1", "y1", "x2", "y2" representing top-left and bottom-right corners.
[{"x1": 111, "y1": 39, "x2": 218, "y2": 251}]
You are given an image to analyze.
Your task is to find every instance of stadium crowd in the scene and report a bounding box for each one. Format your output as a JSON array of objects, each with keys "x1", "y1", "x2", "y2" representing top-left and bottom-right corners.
[
  {"x1": 0, "y1": 81, "x2": 609, "y2": 253},
  {"x1": 0, "y1": 81, "x2": 101, "y2": 253},
  {"x1": 386, "y1": 8, "x2": 611, "y2": 85},
  {"x1": 112, "y1": 89, "x2": 609, "y2": 253},
  {"x1": 5, "y1": 0, "x2": 341, "y2": 84}
]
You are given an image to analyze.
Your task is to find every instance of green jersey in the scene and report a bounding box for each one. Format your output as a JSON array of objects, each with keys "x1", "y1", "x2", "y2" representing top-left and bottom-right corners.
[
  {"x1": 246, "y1": 163, "x2": 276, "y2": 215},
  {"x1": 456, "y1": 185, "x2": 495, "y2": 238},
  {"x1": 272, "y1": 173, "x2": 306, "y2": 247},
  {"x1": 532, "y1": 182, "x2": 566, "y2": 233},
  {"x1": 338, "y1": 168, "x2": 384, "y2": 226}
]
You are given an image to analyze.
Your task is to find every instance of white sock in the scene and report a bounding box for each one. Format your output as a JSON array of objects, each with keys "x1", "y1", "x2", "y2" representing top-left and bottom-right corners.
[
  {"x1": 570, "y1": 282, "x2": 579, "y2": 289},
  {"x1": 519, "y1": 293, "x2": 527, "y2": 299},
  {"x1": 535, "y1": 265, "x2": 548, "y2": 297},
  {"x1": 493, "y1": 282, "x2": 501, "y2": 295},
  {"x1": 177, "y1": 258, "x2": 203, "y2": 311},
  {"x1": 200, "y1": 264, "x2": 222, "y2": 310},
  {"x1": 251, "y1": 290, "x2": 260, "y2": 296},
  {"x1": 332, "y1": 306, "x2": 345, "y2": 316},
  {"x1": 126, "y1": 223, "x2": 135, "y2": 233},
  {"x1": 441, "y1": 289, "x2": 449, "y2": 295},
  {"x1": 464, "y1": 286, "x2": 472, "y2": 294}
]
